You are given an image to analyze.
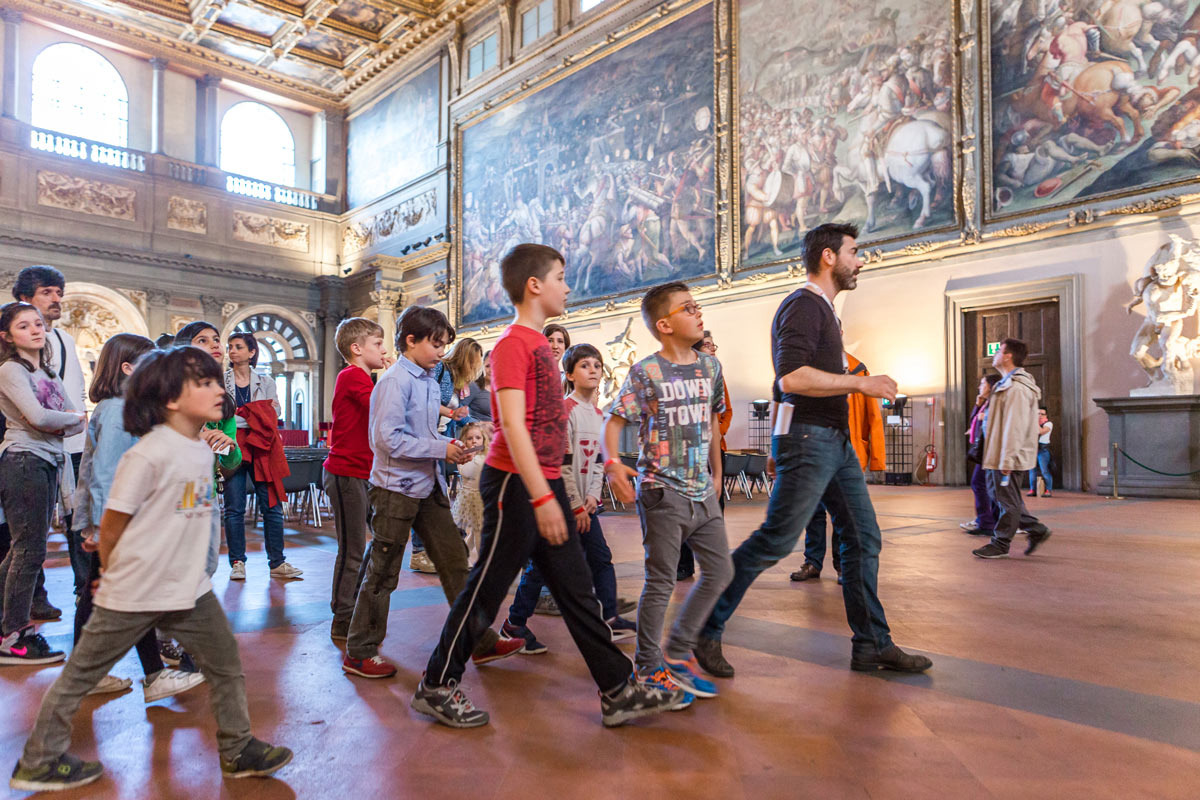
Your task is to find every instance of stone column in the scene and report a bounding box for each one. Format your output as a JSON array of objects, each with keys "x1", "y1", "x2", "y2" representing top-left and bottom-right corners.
[
  {"x1": 284, "y1": 373, "x2": 294, "y2": 427},
  {"x1": 145, "y1": 289, "x2": 171, "y2": 338},
  {"x1": 195, "y1": 74, "x2": 221, "y2": 166},
  {"x1": 1, "y1": 9, "x2": 21, "y2": 120},
  {"x1": 372, "y1": 288, "x2": 402, "y2": 361},
  {"x1": 150, "y1": 58, "x2": 168, "y2": 154}
]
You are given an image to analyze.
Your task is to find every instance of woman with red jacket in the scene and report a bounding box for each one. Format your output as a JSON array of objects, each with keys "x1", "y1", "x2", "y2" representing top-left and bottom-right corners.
[{"x1": 223, "y1": 332, "x2": 300, "y2": 581}]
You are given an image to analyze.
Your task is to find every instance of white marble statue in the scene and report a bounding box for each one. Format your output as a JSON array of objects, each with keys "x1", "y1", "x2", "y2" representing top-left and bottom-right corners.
[{"x1": 1127, "y1": 234, "x2": 1200, "y2": 396}]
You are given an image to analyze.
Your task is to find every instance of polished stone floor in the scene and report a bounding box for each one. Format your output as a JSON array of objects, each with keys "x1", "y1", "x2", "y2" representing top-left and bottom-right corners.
[{"x1": 1, "y1": 487, "x2": 1198, "y2": 799}]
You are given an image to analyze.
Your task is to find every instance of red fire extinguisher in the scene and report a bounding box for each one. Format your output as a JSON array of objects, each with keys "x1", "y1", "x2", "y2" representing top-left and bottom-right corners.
[{"x1": 924, "y1": 444, "x2": 938, "y2": 473}]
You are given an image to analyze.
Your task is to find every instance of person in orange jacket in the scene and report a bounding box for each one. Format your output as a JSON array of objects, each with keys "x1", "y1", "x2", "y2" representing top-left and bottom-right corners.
[{"x1": 790, "y1": 352, "x2": 884, "y2": 584}]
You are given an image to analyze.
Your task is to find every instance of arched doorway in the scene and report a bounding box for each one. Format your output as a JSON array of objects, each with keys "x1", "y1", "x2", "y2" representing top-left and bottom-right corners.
[
  {"x1": 224, "y1": 308, "x2": 317, "y2": 435},
  {"x1": 60, "y1": 283, "x2": 149, "y2": 409}
]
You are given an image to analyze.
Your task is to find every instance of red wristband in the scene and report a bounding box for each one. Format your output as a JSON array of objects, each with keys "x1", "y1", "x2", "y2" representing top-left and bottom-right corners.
[
  {"x1": 531, "y1": 492, "x2": 555, "y2": 509},
  {"x1": 573, "y1": 506, "x2": 585, "y2": 514},
  {"x1": 605, "y1": 458, "x2": 621, "y2": 468}
]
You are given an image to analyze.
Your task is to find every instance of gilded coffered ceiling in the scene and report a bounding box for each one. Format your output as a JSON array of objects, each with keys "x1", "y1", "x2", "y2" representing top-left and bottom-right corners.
[{"x1": 13, "y1": 0, "x2": 482, "y2": 107}]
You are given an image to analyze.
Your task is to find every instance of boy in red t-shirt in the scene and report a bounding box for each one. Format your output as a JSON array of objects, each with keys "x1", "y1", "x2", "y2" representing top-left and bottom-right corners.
[
  {"x1": 323, "y1": 318, "x2": 388, "y2": 641},
  {"x1": 412, "y1": 243, "x2": 684, "y2": 729}
]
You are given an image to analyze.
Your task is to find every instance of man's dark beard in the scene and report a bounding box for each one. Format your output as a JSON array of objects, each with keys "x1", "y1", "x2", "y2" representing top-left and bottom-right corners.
[{"x1": 833, "y1": 265, "x2": 858, "y2": 291}]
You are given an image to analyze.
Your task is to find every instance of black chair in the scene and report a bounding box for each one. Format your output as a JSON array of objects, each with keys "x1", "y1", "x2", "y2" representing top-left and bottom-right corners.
[
  {"x1": 282, "y1": 456, "x2": 324, "y2": 527},
  {"x1": 721, "y1": 452, "x2": 750, "y2": 501},
  {"x1": 743, "y1": 452, "x2": 770, "y2": 498}
]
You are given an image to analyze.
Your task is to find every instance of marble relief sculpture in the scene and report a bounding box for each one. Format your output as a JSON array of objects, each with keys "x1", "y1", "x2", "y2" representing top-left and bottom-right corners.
[
  {"x1": 36, "y1": 170, "x2": 136, "y2": 221},
  {"x1": 1127, "y1": 234, "x2": 1200, "y2": 395},
  {"x1": 232, "y1": 211, "x2": 310, "y2": 252},
  {"x1": 167, "y1": 196, "x2": 208, "y2": 234}
]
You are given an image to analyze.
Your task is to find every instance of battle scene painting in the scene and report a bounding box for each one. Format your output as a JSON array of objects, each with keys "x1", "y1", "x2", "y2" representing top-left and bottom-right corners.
[
  {"x1": 458, "y1": 6, "x2": 715, "y2": 326},
  {"x1": 739, "y1": 0, "x2": 955, "y2": 267},
  {"x1": 989, "y1": 0, "x2": 1200, "y2": 216},
  {"x1": 347, "y1": 62, "x2": 440, "y2": 209}
]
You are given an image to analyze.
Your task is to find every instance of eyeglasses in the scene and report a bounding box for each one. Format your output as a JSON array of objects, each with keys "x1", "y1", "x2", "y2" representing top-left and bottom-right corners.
[
  {"x1": 700, "y1": 341, "x2": 718, "y2": 352},
  {"x1": 666, "y1": 301, "x2": 702, "y2": 317}
]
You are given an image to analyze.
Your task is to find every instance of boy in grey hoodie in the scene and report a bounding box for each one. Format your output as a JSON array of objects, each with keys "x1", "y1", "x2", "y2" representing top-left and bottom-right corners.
[{"x1": 974, "y1": 338, "x2": 1052, "y2": 559}]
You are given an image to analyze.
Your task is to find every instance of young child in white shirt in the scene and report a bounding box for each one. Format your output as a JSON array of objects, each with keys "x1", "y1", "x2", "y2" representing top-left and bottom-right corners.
[{"x1": 10, "y1": 345, "x2": 292, "y2": 792}]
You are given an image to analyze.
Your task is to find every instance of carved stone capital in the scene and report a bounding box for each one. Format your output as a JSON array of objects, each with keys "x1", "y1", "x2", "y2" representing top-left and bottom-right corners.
[
  {"x1": 149, "y1": 57, "x2": 168, "y2": 71},
  {"x1": 199, "y1": 295, "x2": 224, "y2": 319},
  {"x1": 222, "y1": 302, "x2": 241, "y2": 318},
  {"x1": 0, "y1": 9, "x2": 23, "y2": 25},
  {"x1": 145, "y1": 289, "x2": 171, "y2": 307}
]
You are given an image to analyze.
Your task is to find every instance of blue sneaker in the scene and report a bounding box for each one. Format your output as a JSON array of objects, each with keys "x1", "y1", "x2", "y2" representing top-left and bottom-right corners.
[
  {"x1": 638, "y1": 666, "x2": 694, "y2": 711},
  {"x1": 664, "y1": 655, "x2": 719, "y2": 698}
]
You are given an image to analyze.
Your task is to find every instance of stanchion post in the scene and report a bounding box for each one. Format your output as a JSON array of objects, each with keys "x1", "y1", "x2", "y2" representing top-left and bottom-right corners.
[{"x1": 1108, "y1": 442, "x2": 1125, "y2": 500}]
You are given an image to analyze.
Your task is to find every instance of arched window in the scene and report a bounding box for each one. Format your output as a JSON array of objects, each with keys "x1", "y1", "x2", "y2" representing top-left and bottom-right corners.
[
  {"x1": 220, "y1": 102, "x2": 296, "y2": 187},
  {"x1": 31, "y1": 43, "x2": 129, "y2": 147}
]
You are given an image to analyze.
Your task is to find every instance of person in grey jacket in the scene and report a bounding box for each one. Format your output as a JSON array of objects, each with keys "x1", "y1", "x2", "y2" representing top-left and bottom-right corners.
[{"x1": 973, "y1": 337, "x2": 1052, "y2": 559}]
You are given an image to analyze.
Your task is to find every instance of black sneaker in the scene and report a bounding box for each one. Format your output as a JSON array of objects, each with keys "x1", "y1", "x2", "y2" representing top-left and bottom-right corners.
[
  {"x1": 29, "y1": 601, "x2": 62, "y2": 621},
  {"x1": 693, "y1": 636, "x2": 734, "y2": 678},
  {"x1": 1025, "y1": 528, "x2": 1052, "y2": 555},
  {"x1": 220, "y1": 737, "x2": 292, "y2": 779},
  {"x1": 601, "y1": 676, "x2": 685, "y2": 728},
  {"x1": 850, "y1": 644, "x2": 933, "y2": 673},
  {"x1": 411, "y1": 678, "x2": 489, "y2": 728},
  {"x1": 500, "y1": 619, "x2": 547, "y2": 655},
  {"x1": 0, "y1": 628, "x2": 65, "y2": 665},
  {"x1": 10, "y1": 753, "x2": 103, "y2": 791},
  {"x1": 972, "y1": 542, "x2": 1010, "y2": 559}
]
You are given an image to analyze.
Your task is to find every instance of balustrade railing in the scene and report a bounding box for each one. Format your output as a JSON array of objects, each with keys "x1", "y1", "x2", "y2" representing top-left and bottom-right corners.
[
  {"x1": 24, "y1": 124, "x2": 331, "y2": 212},
  {"x1": 29, "y1": 128, "x2": 146, "y2": 172}
]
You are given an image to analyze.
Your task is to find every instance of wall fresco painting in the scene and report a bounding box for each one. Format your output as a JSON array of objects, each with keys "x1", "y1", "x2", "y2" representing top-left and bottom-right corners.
[
  {"x1": 988, "y1": 0, "x2": 1200, "y2": 216},
  {"x1": 347, "y1": 61, "x2": 440, "y2": 209},
  {"x1": 459, "y1": 5, "x2": 715, "y2": 326},
  {"x1": 739, "y1": 0, "x2": 955, "y2": 266}
]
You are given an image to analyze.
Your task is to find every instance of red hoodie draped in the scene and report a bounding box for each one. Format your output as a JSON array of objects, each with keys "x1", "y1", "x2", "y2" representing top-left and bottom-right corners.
[{"x1": 235, "y1": 399, "x2": 290, "y2": 507}]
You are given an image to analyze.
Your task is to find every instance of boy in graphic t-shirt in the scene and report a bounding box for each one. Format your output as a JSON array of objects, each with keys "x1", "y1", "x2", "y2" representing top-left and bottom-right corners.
[
  {"x1": 604, "y1": 281, "x2": 734, "y2": 703},
  {"x1": 412, "y1": 243, "x2": 683, "y2": 729}
]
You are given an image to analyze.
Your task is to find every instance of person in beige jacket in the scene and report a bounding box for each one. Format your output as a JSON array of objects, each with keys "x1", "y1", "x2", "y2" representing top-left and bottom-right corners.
[{"x1": 973, "y1": 338, "x2": 1052, "y2": 560}]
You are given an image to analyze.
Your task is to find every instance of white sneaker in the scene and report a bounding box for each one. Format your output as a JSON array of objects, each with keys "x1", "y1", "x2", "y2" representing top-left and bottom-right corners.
[
  {"x1": 87, "y1": 674, "x2": 132, "y2": 695},
  {"x1": 269, "y1": 562, "x2": 303, "y2": 579},
  {"x1": 409, "y1": 551, "x2": 436, "y2": 574},
  {"x1": 959, "y1": 521, "x2": 979, "y2": 532},
  {"x1": 230, "y1": 561, "x2": 246, "y2": 581},
  {"x1": 144, "y1": 668, "x2": 206, "y2": 703}
]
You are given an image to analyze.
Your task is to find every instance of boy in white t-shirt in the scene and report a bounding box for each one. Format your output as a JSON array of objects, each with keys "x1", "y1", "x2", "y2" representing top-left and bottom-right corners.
[
  {"x1": 1027, "y1": 407, "x2": 1054, "y2": 497},
  {"x1": 10, "y1": 346, "x2": 291, "y2": 793}
]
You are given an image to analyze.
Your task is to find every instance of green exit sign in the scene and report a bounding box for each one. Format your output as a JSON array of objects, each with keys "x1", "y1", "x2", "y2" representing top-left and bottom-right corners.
[{"x1": 986, "y1": 342, "x2": 1001, "y2": 356}]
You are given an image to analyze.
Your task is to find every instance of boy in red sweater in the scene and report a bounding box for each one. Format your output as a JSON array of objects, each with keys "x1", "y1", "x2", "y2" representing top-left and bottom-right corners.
[{"x1": 323, "y1": 318, "x2": 389, "y2": 641}]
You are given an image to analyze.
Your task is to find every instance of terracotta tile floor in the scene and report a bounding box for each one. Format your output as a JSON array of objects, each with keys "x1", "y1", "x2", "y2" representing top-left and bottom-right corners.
[{"x1": 2, "y1": 487, "x2": 1198, "y2": 798}]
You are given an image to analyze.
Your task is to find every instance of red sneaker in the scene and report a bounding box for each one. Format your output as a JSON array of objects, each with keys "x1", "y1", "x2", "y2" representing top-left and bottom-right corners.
[
  {"x1": 471, "y1": 636, "x2": 524, "y2": 666},
  {"x1": 342, "y1": 654, "x2": 397, "y2": 679}
]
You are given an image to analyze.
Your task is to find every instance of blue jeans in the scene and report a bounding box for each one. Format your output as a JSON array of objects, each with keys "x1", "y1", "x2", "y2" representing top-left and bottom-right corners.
[
  {"x1": 1027, "y1": 445, "x2": 1053, "y2": 493},
  {"x1": 702, "y1": 424, "x2": 893, "y2": 652},
  {"x1": 802, "y1": 501, "x2": 841, "y2": 572},
  {"x1": 222, "y1": 462, "x2": 285, "y2": 568}
]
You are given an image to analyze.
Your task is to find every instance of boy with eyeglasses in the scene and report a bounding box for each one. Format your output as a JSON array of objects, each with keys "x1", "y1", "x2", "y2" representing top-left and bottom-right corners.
[{"x1": 604, "y1": 282, "x2": 734, "y2": 702}]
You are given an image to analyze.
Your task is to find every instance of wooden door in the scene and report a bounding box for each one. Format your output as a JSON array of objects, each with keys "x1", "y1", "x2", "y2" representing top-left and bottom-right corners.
[{"x1": 962, "y1": 301, "x2": 1062, "y2": 485}]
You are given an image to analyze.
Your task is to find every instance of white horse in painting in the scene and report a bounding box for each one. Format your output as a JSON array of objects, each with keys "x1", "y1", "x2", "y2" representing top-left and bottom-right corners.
[{"x1": 835, "y1": 117, "x2": 952, "y2": 231}]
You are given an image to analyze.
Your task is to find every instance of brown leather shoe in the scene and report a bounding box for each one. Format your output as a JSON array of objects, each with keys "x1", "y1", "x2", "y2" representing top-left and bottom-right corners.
[
  {"x1": 850, "y1": 644, "x2": 933, "y2": 673},
  {"x1": 789, "y1": 563, "x2": 821, "y2": 582}
]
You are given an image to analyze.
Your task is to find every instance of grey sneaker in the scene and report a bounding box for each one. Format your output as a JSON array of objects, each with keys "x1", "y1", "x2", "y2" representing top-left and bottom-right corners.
[
  {"x1": 601, "y1": 677, "x2": 685, "y2": 728},
  {"x1": 959, "y1": 520, "x2": 979, "y2": 532},
  {"x1": 409, "y1": 551, "x2": 437, "y2": 573},
  {"x1": 87, "y1": 674, "x2": 132, "y2": 696},
  {"x1": 229, "y1": 561, "x2": 246, "y2": 581},
  {"x1": 533, "y1": 593, "x2": 561, "y2": 616},
  {"x1": 694, "y1": 636, "x2": 734, "y2": 678},
  {"x1": 10, "y1": 754, "x2": 102, "y2": 792},
  {"x1": 411, "y1": 678, "x2": 489, "y2": 728}
]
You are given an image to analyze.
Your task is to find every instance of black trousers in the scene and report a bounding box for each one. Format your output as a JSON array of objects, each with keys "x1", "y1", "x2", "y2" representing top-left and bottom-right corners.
[{"x1": 424, "y1": 465, "x2": 632, "y2": 692}]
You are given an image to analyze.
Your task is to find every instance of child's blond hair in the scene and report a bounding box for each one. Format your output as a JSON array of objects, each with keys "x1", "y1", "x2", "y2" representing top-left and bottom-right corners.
[{"x1": 459, "y1": 421, "x2": 492, "y2": 451}]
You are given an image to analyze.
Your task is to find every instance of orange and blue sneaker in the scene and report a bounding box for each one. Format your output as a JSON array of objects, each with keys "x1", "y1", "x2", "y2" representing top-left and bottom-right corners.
[
  {"x1": 638, "y1": 666, "x2": 694, "y2": 711},
  {"x1": 664, "y1": 655, "x2": 719, "y2": 698}
]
